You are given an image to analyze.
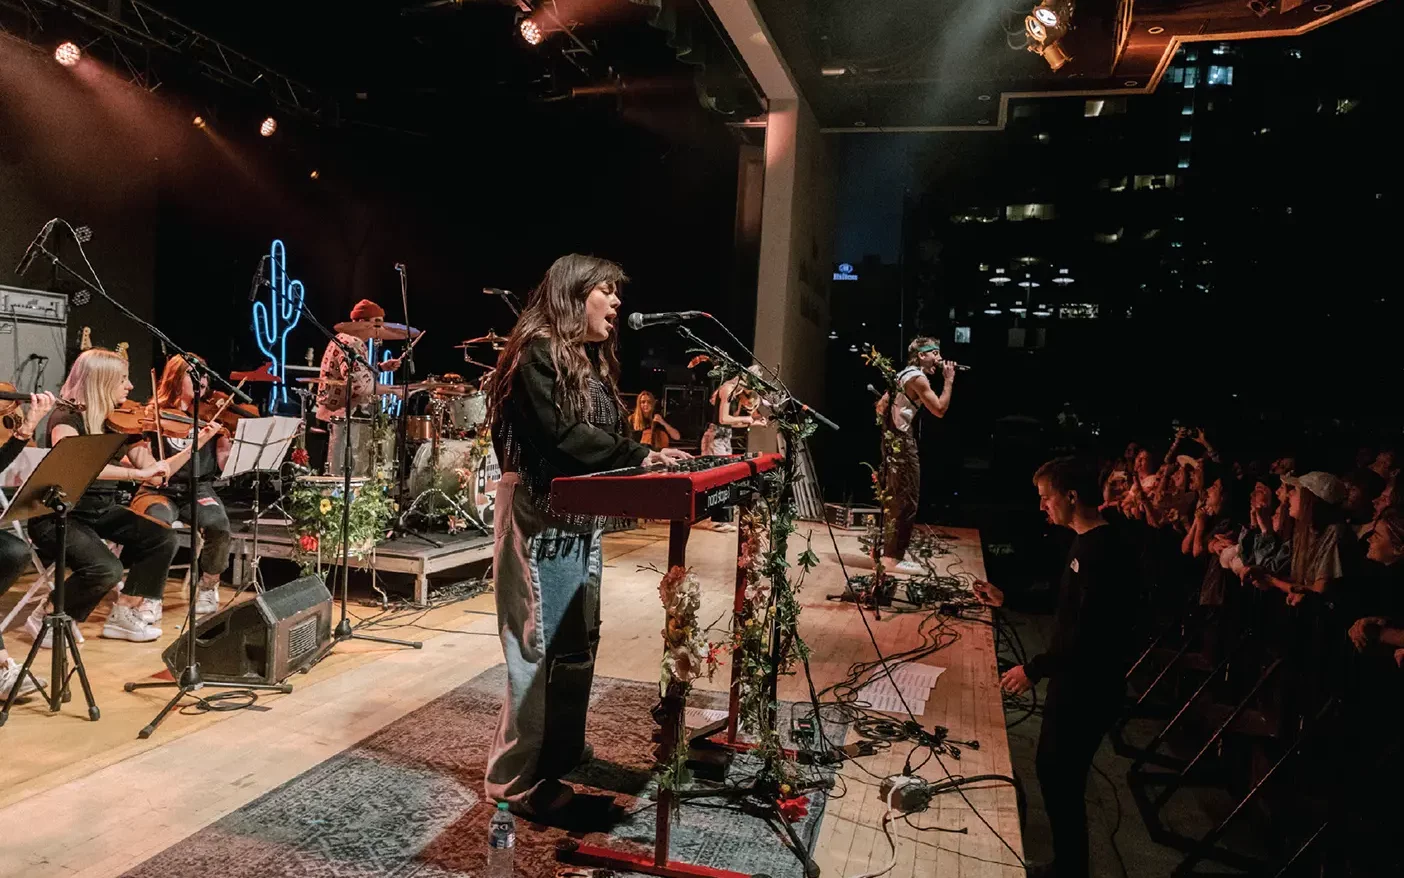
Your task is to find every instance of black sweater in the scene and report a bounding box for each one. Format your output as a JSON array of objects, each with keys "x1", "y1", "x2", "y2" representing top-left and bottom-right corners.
[{"x1": 1025, "y1": 522, "x2": 1138, "y2": 689}]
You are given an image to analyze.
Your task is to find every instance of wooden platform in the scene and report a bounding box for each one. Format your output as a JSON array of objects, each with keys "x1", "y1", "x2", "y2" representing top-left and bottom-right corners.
[
  {"x1": 178, "y1": 521, "x2": 495, "y2": 605},
  {"x1": 0, "y1": 523, "x2": 1023, "y2": 878}
]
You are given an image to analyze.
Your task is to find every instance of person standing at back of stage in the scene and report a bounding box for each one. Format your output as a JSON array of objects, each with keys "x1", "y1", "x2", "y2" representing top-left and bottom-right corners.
[
  {"x1": 973, "y1": 456, "x2": 1136, "y2": 878},
  {"x1": 874, "y1": 336, "x2": 956, "y2": 574},
  {"x1": 703, "y1": 366, "x2": 765, "y2": 533},
  {"x1": 480, "y1": 253, "x2": 689, "y2": 817}
]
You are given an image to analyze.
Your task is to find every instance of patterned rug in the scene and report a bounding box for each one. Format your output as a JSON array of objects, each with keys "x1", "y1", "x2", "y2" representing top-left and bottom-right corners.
[{"x1": 121, "y1": 665, "x2": 844, "y2": 878}]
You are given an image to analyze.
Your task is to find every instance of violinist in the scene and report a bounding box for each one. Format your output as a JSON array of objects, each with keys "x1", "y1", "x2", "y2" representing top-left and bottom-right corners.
[
  {"x1": 25, "y1": 349, "x2": 178, "y2": 645},
  {"x1": 1, "y1": 392, "x2": 55, "y2": 699},
  {"x1": 132, "y1": 354, "x2": 231, "y2": 620}
]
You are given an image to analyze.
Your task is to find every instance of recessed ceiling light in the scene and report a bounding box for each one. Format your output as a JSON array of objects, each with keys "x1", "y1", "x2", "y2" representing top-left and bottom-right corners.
[
  {"x1": 1148, "y1": 26, "x2": 1164, "y2": 34},
  {"x1": 978, "y1": 94, "x2": 991, "y2": 101},
  {"x1": 1124, "y1": 80, "x2": 1139, "y2": 87},
  {"x1": 1313, "y1": 3, "x2": 1332, "y2": 11}
]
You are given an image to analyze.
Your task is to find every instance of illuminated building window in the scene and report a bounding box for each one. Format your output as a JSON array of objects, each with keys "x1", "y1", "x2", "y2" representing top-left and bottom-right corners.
[
  {"x1": 1166, "y1": 67, "x2": 1184, "y2": 84},
  {"x1": 1183, "y1": 67, "x2": 1198, "y2": 89},
  {"x1": 1207, "y1": 65, "x2": 1234, "y2": 86},
  {"x1": 1134, "y1": 174, "x2": 1178, "y2": 190},
  {"x1": 1084, "y1": 97, "x2": 1128, "y2": 117},
  {"x1": 1179, "y1": 130, "x2": 1192, "y2": 142},
  {"x1": 1182, "y1": 104, "x2": 1194, "y2": 116},
  {"x1": 1177, "y1": 159, "x2": 1191, "y2": 168},
  {"x1": 1336, "y1": 98, "x2": 1359, "y2": 114},
  {"x1": 1005, "y1": 203, "x2": 1056, "y2": 221},
  {"x1": 1212, "y1": 43, "x2": 1232, "y2": 56}
]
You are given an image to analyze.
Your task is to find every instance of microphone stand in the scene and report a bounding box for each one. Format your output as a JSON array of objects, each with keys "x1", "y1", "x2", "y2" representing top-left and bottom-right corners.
[
  {"x1": 289, "y1": 301, "x2": 422, "y2": 654},
  {"x1": 16, "y1": 222, "x2": 284, "y2": 739},
  {"x1": 485, "y1": 287, "x2": 521, "y2": 317},
  {"x1": 389, "y1": 264, "x2": 443, "y2": 550},
  {"x1": 663, "y1": 320, "x2": 833, "y2": 878}
]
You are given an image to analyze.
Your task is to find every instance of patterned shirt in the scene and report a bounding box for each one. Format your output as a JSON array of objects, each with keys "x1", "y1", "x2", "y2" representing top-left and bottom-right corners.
[{"x1": 315, "y1": 333, "x2": 376, "y2": 421}]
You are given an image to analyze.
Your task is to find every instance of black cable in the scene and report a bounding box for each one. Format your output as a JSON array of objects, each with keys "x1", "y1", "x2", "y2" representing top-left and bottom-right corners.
[
  {"x1": 1091, "y1": 758, "x2": 1129, "y2": 878},
  {"x1": 178, "y1": 688, "x2": 259, "y2": 715}
]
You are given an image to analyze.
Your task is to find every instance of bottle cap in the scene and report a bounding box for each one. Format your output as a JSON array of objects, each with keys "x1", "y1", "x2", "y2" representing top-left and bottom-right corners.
[{"x1": 496, "y1": 801, "x2": 509, "y2": 811}]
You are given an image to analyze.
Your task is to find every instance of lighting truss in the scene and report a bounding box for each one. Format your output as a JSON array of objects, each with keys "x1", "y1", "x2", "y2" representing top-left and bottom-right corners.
[{"x1": 3, "y1": 0, "x2": 339, "y2": 122}]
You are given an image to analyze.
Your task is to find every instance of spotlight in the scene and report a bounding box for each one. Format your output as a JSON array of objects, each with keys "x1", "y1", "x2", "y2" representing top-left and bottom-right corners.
[
  {"x1": 309, "y1": 169, "x2": 320, "y2": 180},
  {"x1": 984, "y1": 303, "x2": 1003, "y2": 316},
  {"x1": 520, "y1": 18, "x2": 544, "y2": 45},
  {"x1": 1052, "y1": 268, "x2": 1075, "y2": 285},
  {"x1": 192, "y1": 115, "x2": 207, "y2": 129},
  {"x1": 73, "y1": 225, "x2": 93, "y2": 243},
  {"x1": 259, "y1": 117, "x2": 277, "y2": 137},
  {"x1": 1017, "y1": 274, "x2": 1040, "y2": 289},
  {"x1": 989, "y1": 268, "x2": 1011, "y2": 285},
  {"x1": 1025, "y1": 0, "x2": 1074, "y2": 71},
  {"x1": 1033, "y1": 304, "x2": 1053, "y2": 317},
  {"x1": 54, "y1": 41, "x2": 81, "y2": 67}
]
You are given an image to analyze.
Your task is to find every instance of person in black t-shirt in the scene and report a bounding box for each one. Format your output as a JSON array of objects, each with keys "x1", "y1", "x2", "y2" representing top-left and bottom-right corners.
[
  {"x1": 974, "y1": 456, "x2": 1135, "y2": 878},
  {"x1": 479, "y1": 255, "x2": 689, "y2": 817},
  {"x1": 131, "y1": 354, "x2": 233, "y2": 623},
  {"x1": 25, "y1": 349, "x2": 179, "y2": 646},
  {"x1": 0, "y1": 392, "x2": 56, "y2": 699}
]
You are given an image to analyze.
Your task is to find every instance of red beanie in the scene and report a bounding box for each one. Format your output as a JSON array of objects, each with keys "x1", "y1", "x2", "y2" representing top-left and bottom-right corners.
[{"x1": 350, "y1": 299, "x2": 385, "y2": 321}]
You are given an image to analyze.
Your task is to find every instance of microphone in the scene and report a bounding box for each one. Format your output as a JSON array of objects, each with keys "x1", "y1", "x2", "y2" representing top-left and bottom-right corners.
[
  {"x1": 942, "y1": 360, "x2": 973, "y2": 372},
  {"x1": 394, "y1": 262, "x2": 405, "y2": 272},
  {"x1": 15, "y1": 220, "x2": 57, "y2": 277},
  {"x1": 483, "y1": 287, "x2": 512, "y2": 297},
  {"x1": 626, "y1": 310, "x2": 709, "y2": 330},
  {"x1": 866, "y1": 383, "x2": 883, "y2": 398},
  {"x1": 248, "y1": 254, "x2": 270, "y2": 302}
]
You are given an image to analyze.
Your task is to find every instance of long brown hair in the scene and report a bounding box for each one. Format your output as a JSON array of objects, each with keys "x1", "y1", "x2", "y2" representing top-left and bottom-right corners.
[
  {"x1": 1289, "y1": 486, "x2": 1346, "y2": 585},
  {"x1": 155, "y1": 354, "x2": 205, "y2": 410},
  {"x1": 484, "y1": 254, "x2": 628, "y2": 432}
]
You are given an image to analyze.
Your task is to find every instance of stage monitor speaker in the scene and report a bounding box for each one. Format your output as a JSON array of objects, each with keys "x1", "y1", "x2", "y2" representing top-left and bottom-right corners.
[{"x1": 162, "y1": 575, "x2": 333, "y2": 685}]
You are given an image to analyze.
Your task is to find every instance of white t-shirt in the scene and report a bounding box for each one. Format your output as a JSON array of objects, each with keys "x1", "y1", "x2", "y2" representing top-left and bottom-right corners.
[{"x1": 890, "y1": 366, "x2": 925, "y2": 435}]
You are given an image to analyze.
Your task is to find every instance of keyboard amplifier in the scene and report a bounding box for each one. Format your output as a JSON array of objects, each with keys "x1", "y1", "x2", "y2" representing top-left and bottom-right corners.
[{"x1": 162, "y1": 575, "x2": 333, "y2": 685}]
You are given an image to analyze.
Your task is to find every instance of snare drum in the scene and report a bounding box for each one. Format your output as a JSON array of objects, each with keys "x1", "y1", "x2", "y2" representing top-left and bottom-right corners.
[
  {"x1": 405, "y1": 415, "x2": 435, "y2": 442},
  {"x1": 327, "y1": 418, "x2": 396, "y2": 480}
]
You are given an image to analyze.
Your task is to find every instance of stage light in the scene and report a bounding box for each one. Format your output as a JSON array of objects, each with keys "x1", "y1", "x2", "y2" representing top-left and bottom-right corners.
[
  {"x1": 989, "y1": 268, "x2": 1011, "y2": 285},
  {"x1": 55, "y1": 42, "x2": 81, "y2": 67},
  {"x1": 1017, "y1": 274, "x2": 1040, "y2": 289},
  {"x1": 192, "y1": 115, "x2": 207, "y2": 129},
  {"x1": 984, "y1": 302, "x2": 1003, "y2": 316},
  {"x1": 309, "y1": 169, "x2": 320, "y2": 180},
  {"x1": 1025, "y1": 0, "x2": 1074, "y2": 71},
  {"x1": 1033, "y1": 304, "x2": 1053, "y2": 317},
  {"x1": 520, "y1": 18, "x2": 544, "y2": 45},
  {"x1": 260, "y1": 117, "x2": 277, "y2": 137},
  {"x1": 1053, "y1": 268, "x2": 1075, "y2": 285}
]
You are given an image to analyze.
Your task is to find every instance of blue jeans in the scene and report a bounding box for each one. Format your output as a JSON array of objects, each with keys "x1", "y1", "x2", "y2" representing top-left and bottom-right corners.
[{"x1": 485, "y1": 474, "x2": 603, "y2": 805}]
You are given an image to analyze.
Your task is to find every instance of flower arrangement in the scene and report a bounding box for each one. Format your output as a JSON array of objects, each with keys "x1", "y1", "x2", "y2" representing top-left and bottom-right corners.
[
  {"x1": 285, "y1": 477, "x2": 396, "y2": 576},
  {"x1": 657, "y1": 565, "x2": 722, "y2": 797}
]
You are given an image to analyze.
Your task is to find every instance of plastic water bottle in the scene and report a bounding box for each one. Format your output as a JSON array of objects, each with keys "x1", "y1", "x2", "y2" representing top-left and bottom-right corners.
[{"x1": 487, "y1": 801, "x2": 516, "y2": 876}]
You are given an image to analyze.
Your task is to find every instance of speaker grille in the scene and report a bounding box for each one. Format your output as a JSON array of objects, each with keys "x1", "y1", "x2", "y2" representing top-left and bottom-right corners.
[{"x1": 287, "y1": 616, "x2": 319, "y2": 661}]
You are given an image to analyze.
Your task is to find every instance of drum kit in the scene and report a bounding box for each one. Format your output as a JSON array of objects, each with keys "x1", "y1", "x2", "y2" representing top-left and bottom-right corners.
[{"x1": 290, "y1": 322, "x2": 509, "y2": 534}]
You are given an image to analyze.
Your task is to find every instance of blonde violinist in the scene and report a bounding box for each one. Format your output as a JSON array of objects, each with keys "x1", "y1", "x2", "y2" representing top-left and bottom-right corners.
[
  {"x1": 23, "y1": 349, "x2": 179, "y2": 645},
  {"x1": 132, "y1": 354, "x2": 233, "y2": 620}
]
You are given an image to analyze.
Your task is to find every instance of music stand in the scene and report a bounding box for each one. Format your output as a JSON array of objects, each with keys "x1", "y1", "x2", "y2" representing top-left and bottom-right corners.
[
  {"x1": 0, "y1": 433, "x2": 129, "y2": 726},
  {"x1": 222, "y1": 416, "x2": 300, "y2": 598}
]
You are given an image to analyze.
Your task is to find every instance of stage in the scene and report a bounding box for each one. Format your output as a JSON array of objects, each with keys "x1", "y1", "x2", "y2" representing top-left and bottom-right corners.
[{"x1": 0, "y1": 522, "x2": 1023, "y2": 878}]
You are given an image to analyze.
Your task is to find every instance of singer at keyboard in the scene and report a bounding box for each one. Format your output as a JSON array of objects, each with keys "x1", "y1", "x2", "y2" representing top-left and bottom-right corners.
[{"x1": 477, "y1": 254, "x2": 688, "y2": 820}]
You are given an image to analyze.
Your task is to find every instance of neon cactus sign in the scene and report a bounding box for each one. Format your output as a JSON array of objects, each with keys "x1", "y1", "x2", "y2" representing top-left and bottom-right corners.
[{"x1": 251, "y1": 239, "x2": 304, "y2": 405}]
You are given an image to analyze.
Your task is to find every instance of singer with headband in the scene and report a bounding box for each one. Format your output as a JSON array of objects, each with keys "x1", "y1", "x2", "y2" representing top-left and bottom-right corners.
[{"x1": 874, "y1": 336, "x2": 956, "y2": 575}]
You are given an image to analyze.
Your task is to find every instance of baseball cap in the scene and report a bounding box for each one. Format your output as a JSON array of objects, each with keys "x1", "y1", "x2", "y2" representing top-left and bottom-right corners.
[{"x1": 1282, "y1": 471, "x2": 1347, "y2": 506}]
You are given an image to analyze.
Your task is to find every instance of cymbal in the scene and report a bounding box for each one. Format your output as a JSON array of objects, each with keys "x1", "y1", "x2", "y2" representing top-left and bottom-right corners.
[
  {"x1": 456, "y1": 331, "x2": 508, "y2": 347},
  {"x1": 295, "y1": 377, "x2": 346, "y2": 387},
  {"x1": 409, "y1": 380, "x2": 472, "y2": 396},
  {"x1": 334, "y1": 319, "x2": 421, "y2": 341},
  {"x1": 230, "y1": 362, "x2": 280, "y2": 383}
]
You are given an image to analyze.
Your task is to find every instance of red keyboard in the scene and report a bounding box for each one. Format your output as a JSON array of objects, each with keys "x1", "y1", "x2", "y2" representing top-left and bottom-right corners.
[{"x1": 550, "y1": 453, "x2": 781, "y2": 522}]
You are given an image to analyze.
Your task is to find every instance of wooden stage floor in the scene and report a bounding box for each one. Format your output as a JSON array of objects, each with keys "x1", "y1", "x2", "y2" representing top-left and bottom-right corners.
[{"x1": 0, "y1": 522, "x2": 1023, "y2": 878}]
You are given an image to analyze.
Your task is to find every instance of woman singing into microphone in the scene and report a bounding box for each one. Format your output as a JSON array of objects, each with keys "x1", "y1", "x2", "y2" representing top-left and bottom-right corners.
[{"x1": 481, "y1": 254, "x2": 688, "y2": 816}]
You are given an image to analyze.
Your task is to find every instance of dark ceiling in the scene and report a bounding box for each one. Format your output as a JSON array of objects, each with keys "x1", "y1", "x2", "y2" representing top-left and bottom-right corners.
[{"x1": 749, "y1": 0, "x2": 1386, "y2": 130}]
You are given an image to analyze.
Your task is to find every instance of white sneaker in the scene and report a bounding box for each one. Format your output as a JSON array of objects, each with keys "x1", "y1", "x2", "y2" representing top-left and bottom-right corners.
[
  {"x1": 136, "y1": 598, "x2": 164, "y2": 625},
  {"x1": 195, "y1": 584, "x2": 221, "y2": 618},
  {"x1": 0, "y1": 658, "x2": 46, "y2": 699},
  {"x1": 101, "y1": 604, "x2": 162, "y2": 643},
  {"x1": 25, "y1": 610, "x2": 83, "y2": 648}
]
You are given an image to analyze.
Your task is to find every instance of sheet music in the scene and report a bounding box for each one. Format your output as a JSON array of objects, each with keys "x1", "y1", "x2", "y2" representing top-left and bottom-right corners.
[
  {"x1": 222, "y1": 417, "x2": 302, "y2": 479},
  {"x1": 857, "y1": 662, "x2": 946, "y2": 716},
  {"x1": 684, "y1": 707, "x2": 730, "y2": 729}
]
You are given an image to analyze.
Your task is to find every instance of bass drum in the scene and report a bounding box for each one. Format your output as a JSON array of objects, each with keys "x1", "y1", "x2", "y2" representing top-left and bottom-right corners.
[{"x1": 407, "y1": 439, "x2": 497, "y2": 528}]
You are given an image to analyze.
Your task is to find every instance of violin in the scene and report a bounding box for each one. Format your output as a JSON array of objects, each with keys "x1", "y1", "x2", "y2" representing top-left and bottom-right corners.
[
  {"x1": 0, "y1": 382, "x2": 84, "y2": 445},
  {"x1": 199, "y1": 391, "x2": 258, "y2": 432}
]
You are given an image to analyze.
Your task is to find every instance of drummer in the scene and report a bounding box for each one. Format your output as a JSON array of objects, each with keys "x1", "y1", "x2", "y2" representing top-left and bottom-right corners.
[{"x1": 315, "y1": 299, "x2": 405, "y2": 424}]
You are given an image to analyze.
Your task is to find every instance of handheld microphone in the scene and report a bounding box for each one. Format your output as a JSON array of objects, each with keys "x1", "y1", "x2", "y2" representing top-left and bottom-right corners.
[
  {"x1": 15, "y1": 220, "x2": 57, "y2": 277},
  {"x1": 626, "y1": 310, "x2": 709, "y2": 330},
  {"x1": 943, "y1": 360, "x2": 973, "y2": 372},
  {"x1": 248, "y1": 255, "x2": 270, "y2": 301}
]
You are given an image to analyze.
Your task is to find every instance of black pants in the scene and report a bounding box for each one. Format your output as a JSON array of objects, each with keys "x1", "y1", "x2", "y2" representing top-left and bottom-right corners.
[
  {"x1": 1035, "y1": 679, "x2": 1121, "y2": 878},
  {"x1": 139, "y1": 484, "x2": 232, "y2": 579},
  {"x1": 27, "y1": 503, "x2": 179, "y2": 622},
  {"x1": 0, "y1": 531, "x2": 31, "y2": 652},
  {"x1": 882, "y1": 436, "x2": 920, "y2": 560}
]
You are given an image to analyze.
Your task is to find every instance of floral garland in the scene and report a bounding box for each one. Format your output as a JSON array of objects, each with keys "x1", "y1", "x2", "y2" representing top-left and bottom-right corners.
[
  {"x1": 286, "y1": 476, "x2": 396, "y2": 576},
  {"x1": 657, "y1": 565, "x2": 722, "y2": 796},
  {"x1": 698, "y1": 354, "x2": 821, "y2": 788},
  {"x1": 862, "y1": 345, "x2": 902, "y2": 557}
]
